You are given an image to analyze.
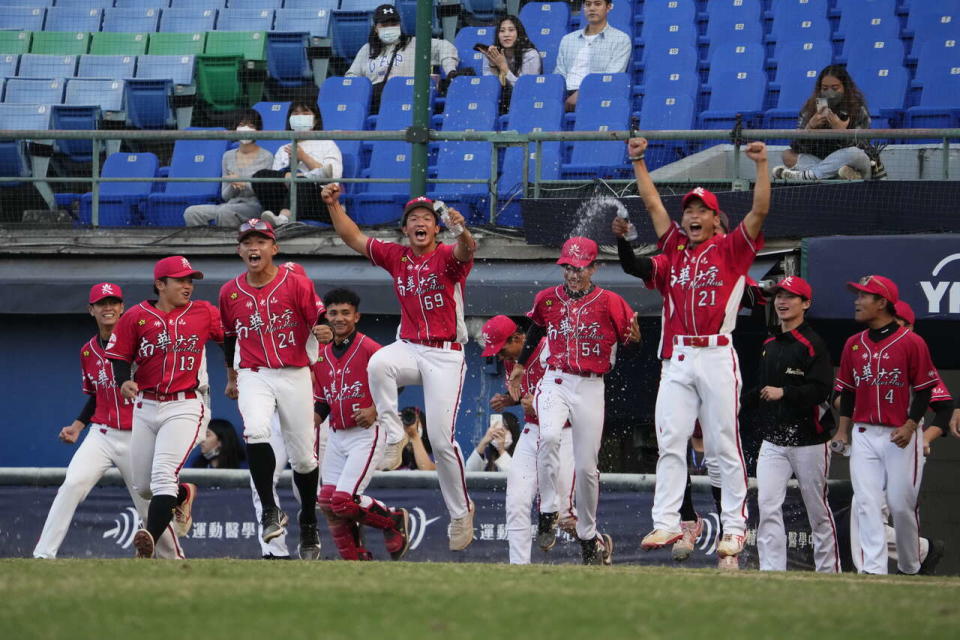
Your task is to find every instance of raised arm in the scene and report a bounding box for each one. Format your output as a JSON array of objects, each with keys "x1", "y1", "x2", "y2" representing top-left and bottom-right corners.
[
  {"x1": 445, "y1": 206, "x2": 477, "y2": 263},
  {"x1": 321, "y1": 182, "x2": 370, "y2": 258},
  {"x1": 740, "y1": 142, "x2": 770, "y2": 240},
  {"x1": 627, "y1": 137, "x2": 672, "y2": 239}
]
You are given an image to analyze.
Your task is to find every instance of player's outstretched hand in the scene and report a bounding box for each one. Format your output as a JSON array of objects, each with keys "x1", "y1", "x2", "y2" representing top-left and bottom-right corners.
[
  {"x1": 353, "y1": 405, "x2": 377, "y2": 429},
  {"x1": 313, "y1": 324, "x2": 333, "y2": 344},
  {"x1": 890, "y1": 420, "x2": 917, "y2": 449},
  {"x1": 628, "y1": 312, "x2": 641, "y2": 343},
  {"x1": 744, "y1": 141, "x2": 767, "y2": 163},
  {"x1": 490, "y1": 393, "x2": 513, "y2": 411},
  {"x1": 59, "y1": 421, "x2": 83, "y2": 444},
  {"x1": 627, "y1": 137, "x2": 648, "y2": 159},
  {"x1": 950, "y1": 408, "x2": 960, "y2": 438},
  {"x1": 507, "y1": 364, "x2": 525, "y2": 402},
  {"x1": 611, "y1": 216, "x2": 630, "y2": 237},
  {"x1": 321, "y1": 183, "x2": 341, "y2": 204},
  {"x1": 120, "y1": 380, "x2": 139, "y2": 400},
  {"x1": 445, "y1": 207, "x2": 467, "y2": 233}
]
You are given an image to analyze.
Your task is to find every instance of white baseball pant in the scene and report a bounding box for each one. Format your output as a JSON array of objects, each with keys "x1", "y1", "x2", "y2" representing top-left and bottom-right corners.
[
  {"x1": 250, "y1": 414, "x2": 293, "y2": 558},
  {"x1": 368, "y1": 340, "x2": 470, "y2": 519},
  {"x1": 652, "y1": 343, "x2": 749, "y2": 535},
  {"x1": 850, "y1": 497, "x2": 930, "y2": 573},
  {"x1": 506, "y1": 421, "x2": 576, "y2": 564},
  {"x1": 756, "y1": 440, "x2": 840, "y2": 572},
  {"x1": 131, "y1": 396, "x2": 207, "y2": 500},
  {"x1": 850, "y1": 423, "x2": 925, "y2": 574},
  {"x1": 535, "y1": 371, "x2": 604, "y2": 541},
  {"x1": 323, "y1": 422, "x2": 386, "y2": 495},
  {"x1": 33, "y1": 426, "x2": 182, "y2": 559},
  {"x1": 237, "y1": 366, "x2": 318, "y2": 474}
]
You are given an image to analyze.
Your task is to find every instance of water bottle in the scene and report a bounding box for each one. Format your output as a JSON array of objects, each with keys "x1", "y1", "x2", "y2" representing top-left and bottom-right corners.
[
  {"x1": 830, "y1": 440, "x2": 850, "y2": 457},
  {"x1": 617, "y1": 210, "x2": 638, "y2": 242},
  {"x1": 434, "y1": 200, "x2": 463, "y2": 237}
]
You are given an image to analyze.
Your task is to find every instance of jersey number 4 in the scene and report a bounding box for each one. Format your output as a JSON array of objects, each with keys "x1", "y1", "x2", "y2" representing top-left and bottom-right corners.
[
  {"x1": 580, "y1": 342, "x2": 601, "y2": 357},
  {"x1": 278, "y1": 331, "x2": 296, "y2": 349}
]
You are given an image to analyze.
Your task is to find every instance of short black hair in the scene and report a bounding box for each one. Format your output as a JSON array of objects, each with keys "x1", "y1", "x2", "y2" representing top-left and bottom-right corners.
[
  {"x1": 152, "y1": 276, "x2": 168, "y2": 296},
  {"x1": 323, "y1": 287, "x2": 361, "y2": 310},
  {"x1": 235, "y1": 108, "x2": 263, "y2": 131},
  {"x1": 286, "y1": 101, "x2": 323, "y2": 131}
]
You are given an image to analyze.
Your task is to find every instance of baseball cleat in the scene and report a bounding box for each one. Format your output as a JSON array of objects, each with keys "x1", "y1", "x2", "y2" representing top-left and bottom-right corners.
[
  {"x1": 919, "y1": 539, "x2": 945, "y2": 575},
  {"x1": 298, "y1": 523, "x2": 322, "y2": 561},
  {"x1": 580, "y1": 534, "x2": 614, "y2": 566},
  {"x1": 717, "y1": 533, "x2": 746, "y2": 558},
  {"x1": 718, "y1": 555, "x2": 740, "y2": 571},
  {"x1": 558, "y1": 515, "x2": 578, "y2": 536},
  {"x1": 133, "y1": 529, "x2": 155, "y2": 559},
  {"x1": 641, "y1": 528, "x2": 682, "y2": 551},
  {"x1": 172, "y1": 483, "x2": 197, "y2": 538},
  {"x1": 379, "y1": 441, "x2": 403, "y2": 471},
  {"x1": 536, "y1": 512, "x2": 560, "y2": 551},
  {"x1": 672, "y1": 516, "x2": 703, "y2": 562},
  {"x1": 385, "y1": 508, "x2": 411, "y2": 561},
  {"x1": 448, "y1": 500, "x2": 475, "y2": 551},
  {"x1": 261, "y1": 507, "x2": 289, "y2": 543}
]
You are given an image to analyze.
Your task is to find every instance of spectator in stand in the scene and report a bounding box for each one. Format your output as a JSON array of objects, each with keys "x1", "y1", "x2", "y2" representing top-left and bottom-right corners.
[
  {"x1": 192, "y1": 419, "x2": 245, "y2": 469},
  {"x1": 384, "y1": 407, "x2": 436, "y2": 471},
  {"x1": 773, "y1": 65, "x2": 873, "y2": 181},
  {"x1": 251, "y1": 102, "x2": 342, "y2": 227},
  {"x1": 346, "y1": 4, "x2": 459, "y2": 111},
  {"x1": 554, "y1": 0, "x2": 631, "y2": 112},
  {"x1": 466, "y1": 413, "x2": 521, "y2": 472},
  {"x1": 183, "y1": 110, "x2": 274, "y2": 227},
  {"x1": 479, "y1": 15, "x2": 541, "y2": 113}
]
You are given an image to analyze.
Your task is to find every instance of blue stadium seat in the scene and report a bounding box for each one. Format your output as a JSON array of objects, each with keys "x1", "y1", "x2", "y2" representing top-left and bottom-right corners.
[
  {"x1": 283, "y1": 0, "x2": 336, "y2": 9},
  {"x1": 765, "y1": 39, "x2": 834, "y2": 128},
  {"x1": 330, "y1": 3, "x2": 380, "y2": 61},
  {"x1": 703, "y1": 0, "x2": 763, "y2": 59},
  {"x1": 17, "y1": 54, "x2": 78, "y2": 79},
  {"x1": 78, "y1": 54, "x2": 137, "y2": 80},
  {"x1": 339, "y1": 0, "x2": 384, "y2": 7},
  {"x1": 65, "y1": 78, "x2": 125, "y2": 112},
  {"x1": 454, "y1": 26, "x2": 496, "y2": 76},
  {"x1": 217, "y1": 9, "x2": 275, "y2": 31},
  {"x1": 136, "y1": 54, "x2": 195, "y2": 85},
  {"x1": 460, "y1": 0, "x2": 499, "y2": 23},
  {"x1": 636, "y1": 15, "x2": 698, "y2": 63},
  {"x1": 80, "y1": 152, "x2": 160, "y2": 226},
  {"x1": 159, "y1": 8, "x2": 218, "y2": 33},
  {"x1": 840, "y1": 35, "x2": 904, "y2": 68},
  {"x1": 0, "y1": 7, "x2": 46, "y2": 33},
  {"x1": 637, "y1": 93, "x2": 697, "y2": 170},
  {"x1": 3, "y1": 78, "x2": 65, "y2": 104},
  {"x1": 274, "y1": 8, "x2": 333, "y2": 40},
  {"x1": 496, "y1": 73, "x2": 565, "y2": 227},
  {"x1": 562, "y1": 73, "x2": 631, "y2": 179},
  {"x1": 520, "y1": 1, "x2": 571, "y2": 73},
  {"x1": 700, "y1": 45, "x2": 766, "y2": 129},
  {"x1": 0, "y1": 103, "x2": 52, "y2": 204},
  {"x1": 115, "y1": 0, "x2": 172, "y2": 7},
  {"x1": 905, "y1": 39, "x2": 960, "y2": 127},
  {"x1": 51, "y1": 104, "x2": 101, "y2": 163},
  {"x1": 636, "y1": 47, "x2": 699, "y2": 96},
  {"x1": 251, "y1": 100, "x2": 289, "y2": 154},
  {"x1": 102, "y1": 8, "x2": 162, "y2": 34},
  {"x1": 146, "y1": 130, "x2": 229, "y2": 225},
  {"x1": 395, "y1": 0, "x2": 440, "y2": 38},
  {"x1": 0, "y1": 55, "x2": 19, "y2": 80},
  {"x1": 437, "y1": 75, "x2": 500, "y2": 131},
  {"x1": 44, "y1": 8, "x2": 104, "y2": 33},
  {"x1": 124, "y1": 78, "x2": 174, "y2": 128},
  {"x1": 638, "y1": 0, "x2": 697, "y2": 27},
  {"x1": 846, "y1": 60, "x2": 909, "y2": 127},
  {"x1": 266, "y1": 32, "x2": 310, "y2": 87},
  {"x1": 169, "y1": 0, "x2": 224, "y2": 7},
  {"x1": 54, "y1": 0, "x2": 112, "y2": 7},
  {"x1": 768, "y1": 0, "x2": 831, "y2": 45},
  {"x1": 318, "y1": 75, "x2": 371, "y2": 185},
  {"x1": 229, "y1": 0, "x2": 281, "y2": 8},
  {"x1": 0, "y1": 0, "x2": 51, "y2": 6},
  {"x1": 577, "y1": 1, "x2": 632, "y2": 33}
]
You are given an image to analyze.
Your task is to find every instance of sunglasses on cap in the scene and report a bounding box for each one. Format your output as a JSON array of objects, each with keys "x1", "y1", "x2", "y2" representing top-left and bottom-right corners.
[{"x1": 239, "y1": 219, "x2": 271, "y2": 233}]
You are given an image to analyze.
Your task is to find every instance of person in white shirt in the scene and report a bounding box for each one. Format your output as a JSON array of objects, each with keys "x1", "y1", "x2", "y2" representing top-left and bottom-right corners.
[
  {"x1": 479, "y1": 14, "x2": 542, "y2": 113},
  {"x1": 251, "y1": 101, "x2": 342, "y2": 226},
  {"x1": 554, "y1": 0, "x2": 631, "y2": 112},
  {"x1": 465, "y1": 413, "x2": 520, "y2": 472}
]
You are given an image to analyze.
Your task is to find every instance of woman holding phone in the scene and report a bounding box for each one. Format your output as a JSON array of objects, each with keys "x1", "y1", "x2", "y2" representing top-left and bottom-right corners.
[{"x1": 479, "y1": 15, "x2": 541, "y2": 112}]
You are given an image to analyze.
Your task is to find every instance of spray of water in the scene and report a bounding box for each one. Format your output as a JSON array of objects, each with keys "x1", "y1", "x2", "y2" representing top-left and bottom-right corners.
[{"x1": 570, "y1": 194, "x2": 628, "y2": 242}]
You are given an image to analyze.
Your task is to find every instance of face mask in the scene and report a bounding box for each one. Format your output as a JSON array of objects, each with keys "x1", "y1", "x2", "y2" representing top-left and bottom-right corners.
[
  {"x1": 378, "y1": 26, "x2": 401, "y2": 44},
  {"x1": 289, "y1": 114, "x2": 314, "y2": 131},
  {"x1": 820, "y1": 89, "x2": 842, "y2": 109},
  {"x1": 237, "y1": 125, "x2": 256, "y2": 145},
  {"x1": 202, "y1": 446, "x2": 220, "y2": 461}
]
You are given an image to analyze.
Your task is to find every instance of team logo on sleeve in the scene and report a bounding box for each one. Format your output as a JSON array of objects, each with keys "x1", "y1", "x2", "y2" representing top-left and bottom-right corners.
[
  {"x1": 851, "y1": 345, "x2": 859, "y2": 351},
  {"x1": 137, "y1": 319, "x2": 146, "y2": 326},
  {"x1": 230, "y1": 292, "x2": 238, "y2": 300},
  {"x1": 83, "y1": 350, "x2": 90, "y2": 357},
  {"x1": 545, "y1": 300, "x2": 553, "y2": 306}
]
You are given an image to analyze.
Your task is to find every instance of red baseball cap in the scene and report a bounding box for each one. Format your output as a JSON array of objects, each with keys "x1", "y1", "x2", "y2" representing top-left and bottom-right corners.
[
  {"x1": 479, "y1": 315, "x2": 518, "y2": 357},
  {"x1": 280, "y1": 261, "x2": 307, "y2": 277},
  {"x1": 237, "y1": 218, "x2": 276, "y2": 242},
  {"x1": 89, "y1": 282, "x2": 123, "y2": 304},
  {"x1": 894, "y1": 300, "x2": 916, "y2": 326},
  {"x1": 774, "y1": 276, "x2": 813, "y2": 300},
  {"x1": 847, "y1": 274, "x2": 899, "y2": 305},
  {"x1": 681, "y1": 186, "x2": 720, "y2": 213},
  {"x1": 154, "y1": 256, "x2": 203, "y2": 281},
  {"x1": 556, "y1": 236, "x2": 598, "y2": 268},
  {"x1": 401, "y1": 196, "x2": 438, "y2": 226}
]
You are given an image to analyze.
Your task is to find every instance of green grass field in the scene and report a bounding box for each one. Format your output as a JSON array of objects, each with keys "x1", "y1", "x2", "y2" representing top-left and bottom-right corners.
[{"x1": 2, "y1": 560, "x2": 958, "y2": 639}]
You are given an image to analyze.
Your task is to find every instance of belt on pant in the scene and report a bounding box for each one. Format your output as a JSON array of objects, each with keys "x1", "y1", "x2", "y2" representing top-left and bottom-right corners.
[
  {"x1": 549, "y1": 368, "x2": 602, "y2": 379},
  {"x1": 141, "y1": 390, "x2": 198, "y2": 402},
  {"x1": 404, "y1": 338, "x2": 463, "y2": 351},
  {"x1": 674, "y1": 334, "x2": 730, "y2": 348}
]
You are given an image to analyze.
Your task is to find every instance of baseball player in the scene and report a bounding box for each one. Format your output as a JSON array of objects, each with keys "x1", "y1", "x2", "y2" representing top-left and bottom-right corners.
[
  {"x1": 509, "y1": 237, "x2": 639, "y2": 565},
  {"x1": 832, "y1": 275, "x2": 939, "y2": 575},
  {"x1": 481, "y1": 315, "x2": 577, "y2": 564},
  {"x1": 106, "y1": 257, "x2": 223, "y2": 558},
  {"x1": 740, "y1": 276, "x2": 839, "y2": 572},
  {"x1": 321, "y1": 183, "x2": 476, "y2": 551},
  {"x1": 627, "y1": 136, "x2": 771, "y2": 565},
  {"x1": 313, "y1": 287, "x2": 410, "y2": 561},
  {"x1": 220, "y1": 219, "x2": 325, "y2": 560},
  {"x1": 33, "y1": 283, "x2": 183, "y2": 559}
]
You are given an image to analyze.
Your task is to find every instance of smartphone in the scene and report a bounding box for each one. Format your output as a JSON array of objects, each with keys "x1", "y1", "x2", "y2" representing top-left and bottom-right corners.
[
  {"x1": 816, "y1": 97, "x2": 828, "y2": 111},
  {"x1": 489, "y1": 414, "x2": 503, "y2": 432},
  {"x1": 473, "y1": 43, "x2": 489, "y2": 53}
]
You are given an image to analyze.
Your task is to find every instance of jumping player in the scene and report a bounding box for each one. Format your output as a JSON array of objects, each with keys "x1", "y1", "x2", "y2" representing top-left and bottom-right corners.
[
  {"x1": 509, "y1": 237, "x2": 639, "y2": 565},
  {"x1": 321, "y1": 183, "x2": 476, "y2": 551},
  {"x1": 220, "y1": 219, "x2": 324, "y2": 560},
  {"x1": 481, "y1": 315, "x2": 577, "y2": 564},
  {"x1": 741, "y1": 277, "x2": 839, "y2": 572},
  {"x1": 106, "y1": 257, "x2": 223, "y2": 558},
  {"x1": 33, "y1": 283, "x2": 182, "y2": 559},
  {"x1": 313, "y1": 288, "x2": 410, "y2": 561},
  {"x1": 627, "y1": 136, "x2": 771, "y2": 565},
  {"x1": 832, "y1": 275, "x2": 939, "y2": 575}
]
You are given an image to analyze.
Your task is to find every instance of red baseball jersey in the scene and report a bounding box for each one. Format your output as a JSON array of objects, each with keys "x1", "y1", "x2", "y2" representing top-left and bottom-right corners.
[
  {"x1": 657, "y1": 220, "x2": 763, "y2": 336},
  {"x1": 644, "y1": 252, "x2": 683, "y2": 359},
  {"x1": 220, "y1": 269, "x2": 323, "y2": 369},
  {"x1": 366, "y1": 238, "x2": 472, "y2": 343},
  {"x1": 311, "y1": 332, "x2": 381, "y2": 431},
  {"x1": 931, "y1": 380, "x2": 953, "y2": 404},
  {"x1": 106, "y1": 300, "x2": 224, "y2": 394},
  {"x1": 504, "y1": 337, "x2": 548, "y2": 425},
  {"x1": 835, "y1": 326, "x2": 939, "y2": 427},
  {"x1": 80, "y1": 336, "x2": 132, "y2": 430},
  {"x1": 527, "y1": 285, "x2": 634, "y2": 376}
]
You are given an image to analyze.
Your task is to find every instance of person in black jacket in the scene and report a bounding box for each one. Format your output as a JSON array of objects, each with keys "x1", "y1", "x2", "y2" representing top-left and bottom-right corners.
[{"x1": 742, "y1": 276, "x2": 840, "y2": 573}]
